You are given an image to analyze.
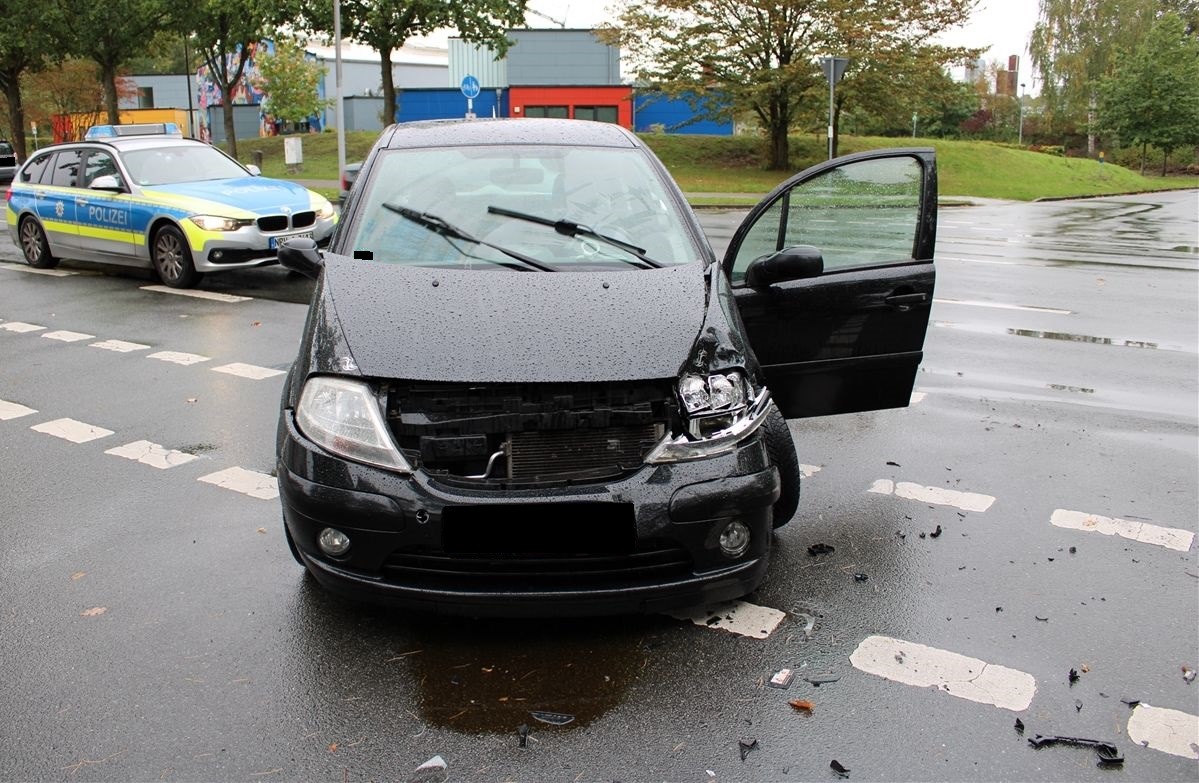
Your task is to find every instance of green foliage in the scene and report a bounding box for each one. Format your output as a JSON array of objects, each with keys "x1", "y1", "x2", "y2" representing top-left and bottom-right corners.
[
  {"x1": 1098, "y1": 13, "x2": 1199, "y2": 173},
  {"x1": 255, "y1": 38, "x2": 329, "y2": 124}
]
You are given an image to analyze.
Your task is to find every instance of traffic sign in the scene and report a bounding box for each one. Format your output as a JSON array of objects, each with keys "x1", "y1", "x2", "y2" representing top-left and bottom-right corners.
[{"x1": 460, "y1": 75, "x2": 481, "y2": 99}]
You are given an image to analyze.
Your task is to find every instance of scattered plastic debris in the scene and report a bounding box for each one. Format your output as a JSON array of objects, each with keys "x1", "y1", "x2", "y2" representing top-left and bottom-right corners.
[
  {"x1": 1035, "y1": 616, "x2": 1049, "y2": 622},
  {"x1": 886, "y1": 461, "x2": 900, "y2": 467},
  {"x1": 1068, "y1": 669, "x2": 1080, "y2": 685},
  {"x1": 996, "y1": 606, "x2": 1003, "y2": 613},
  {"x1": 1014, "y1": 718, "x2": 1025, "y2": 735},
  {"x1": 530, "y1": 711, "x2": 575, "y2": 726},
  {"x1": 803, "y1": 673, "x2": 841, "y2": 687},
  {"x1": 831, "y1": 759, "x2": 850, "y2": 778},
  {"x1": 1121, "y1": 697, "x2": 1141, "y2": 708},
  {"x1": 919, "y1": 532, "x2": 926, "y2": 539},
  {"x1": 808, "y1": 543, "x2": 835, "y2": 556},
  {"x1": 1080, "y1": 664, "x2": 1090, "y2": 673},
  {"x1": 739, "y1": 737, "x2": 759, "y2": 761},
  {"x1": 1183, "y1": 666, "x2": 1196, "y2": 684},
  {"x1": 853, "y1": 573, "x2": 869, "y2": 582},
  {"x1": 1028, "y1": 734, "x2": 1124, "y2": 767},
  {"x1": 517, "y1": 724, "x2": 529, "y2": 748},
  {"x1": 930, "y1": 525, "x2": 943, "y2": 539},
  {"x1": 793, "y1": 611, "x2": 817, "y2": 638},
  {"x1": 768, "y1": 668, "x2": 795, "y2": 689},
  {"x1": 408, "y1": 755, "x2": 448, "y2": 783},
  {"x1": 1075, "y1": 699, "x2": 1083, "y2": 713},
  {"x1": 1069, "y1": 546, "x2": 1077, "y2": 554},
  {"x1": 788, "y1": 699, "x2": 815, "y2": 713}
]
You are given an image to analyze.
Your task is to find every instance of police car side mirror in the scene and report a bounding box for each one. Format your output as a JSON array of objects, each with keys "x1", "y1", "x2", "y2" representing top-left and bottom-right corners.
[
  {"x1": 278, "y1": 237, "x2": 324, "y2": 279},
  {"x1": 89, "y1": 175, "x2": 123, "y2": 192},
  {"x1": 246, "y1": 164, "x2": 261, "y2": 176}
]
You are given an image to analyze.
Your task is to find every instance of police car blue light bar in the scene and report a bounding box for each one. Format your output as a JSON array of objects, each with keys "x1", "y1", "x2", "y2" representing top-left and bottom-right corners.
[{"x1": 84, "y1": 123, "x2": 183, "y2": 140}]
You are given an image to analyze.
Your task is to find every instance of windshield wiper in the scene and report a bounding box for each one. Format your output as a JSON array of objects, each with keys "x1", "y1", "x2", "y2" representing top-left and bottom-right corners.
[
  {"x1": 487, "y1": 205, "x2": 664, "y2": 268},
  {"x1": 382, "y1": 203, "x2": 558, "y2": 272}
]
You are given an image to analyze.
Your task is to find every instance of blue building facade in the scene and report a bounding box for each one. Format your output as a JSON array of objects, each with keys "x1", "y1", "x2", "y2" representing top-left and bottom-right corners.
[{"x1": 634, "y1": 92, "x2": 733, "y2": 135}]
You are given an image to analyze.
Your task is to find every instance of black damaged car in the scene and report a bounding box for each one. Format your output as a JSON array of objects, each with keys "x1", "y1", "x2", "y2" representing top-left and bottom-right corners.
[{"x1": 276, "y1": 118, "x2": 937, "y2": 616}]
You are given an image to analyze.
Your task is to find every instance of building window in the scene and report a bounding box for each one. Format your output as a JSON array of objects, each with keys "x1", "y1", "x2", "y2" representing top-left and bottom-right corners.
[
  {"x1": 137, "y1": 87, "x2": 154, "y2": 109},
  {"x1": 574, "y1": 106, "x2": 618, "y2": 123},
  {"x1": 524, "y1": 106, "x2": 568, "y2": 119}
]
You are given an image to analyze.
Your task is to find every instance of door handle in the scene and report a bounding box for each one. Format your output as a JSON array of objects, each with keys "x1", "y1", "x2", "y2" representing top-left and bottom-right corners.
[
  {"x1": 884, "y1": 292, "x2": 927, "y2": 311},
  {"x1": 76, "y1": 198, "x2": 89, "y2": 206}
]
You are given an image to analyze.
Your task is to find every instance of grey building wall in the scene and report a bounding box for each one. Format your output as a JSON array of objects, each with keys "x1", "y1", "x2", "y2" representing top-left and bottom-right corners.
[
  {"x1": 448, "y1": 39, "x2": 508, "y2": 88},
  {"x1": 120, "y1": 74, "x2": 195, "y2": 110},
  {"x1": 203, "y1": 105, "x2": 264, "y2": 145},
  {"x1": 343, "y1": 96, "x2": 386, "y2": 132},
  {"x1": 505, "y1": 30, "x2": 619, "y2": 86}
]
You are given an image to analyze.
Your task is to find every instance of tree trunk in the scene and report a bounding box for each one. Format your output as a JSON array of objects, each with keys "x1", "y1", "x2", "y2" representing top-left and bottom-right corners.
[
  {"x1": 221, "y1": 83, "x2": 238, "y2": 160},
  {"x1": 768, "y1": 124, "x2": 790, "y2": 170},
  {"x1": 832, "y1": 98, "x2": 844, "y2": 159},
  {"x1": 102, "y1": 63, "x2": 120, "y2": 124},
  {"x1": 1161, "y1": 150, "x2": 1169, "y2": 176},
  {"x1": 380, "y1": 50, "x2": 396, "y2": 124},
  {"x1": 1086, "y1": 94, "x2": 1096, "y2": 158},
  {"x1": 2, "y1": 75, "x2": 27, "y2": 160},
  {"x1": 1140, "y1": 142, "x2": 1146, "y2": 175}
]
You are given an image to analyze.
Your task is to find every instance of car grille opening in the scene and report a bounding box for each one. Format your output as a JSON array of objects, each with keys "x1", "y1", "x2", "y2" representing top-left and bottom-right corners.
[
  {"x1": 291, "y1": 210, "x2": 316, "y2": 228},
  {"x1": 386, "y1": 381, "x2": 676, "y2": 485},
  {"x1": 257, "y1": 215, "x2": 288, "y2": 232}
]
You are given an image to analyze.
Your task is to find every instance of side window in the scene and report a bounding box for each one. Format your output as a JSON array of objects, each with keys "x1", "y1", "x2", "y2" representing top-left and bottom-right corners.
[
  {"x1": 21, "y1": 153, "x2": 53, "y2": 184},
  {"x1": 730, "y1": 156, "x2": 924, "y2": 285},
  {"x1": 49, "y1": 150, "x2": 82, "y2": 188},
  {"x1": 82, "y1": 150, "x2": 122, "y2": 189}
]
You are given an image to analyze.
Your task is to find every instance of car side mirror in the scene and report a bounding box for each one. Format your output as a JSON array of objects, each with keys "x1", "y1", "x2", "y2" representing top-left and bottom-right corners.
[
  {"x1": 744, "y1": 245, "x2": 824, "y2": 288},
  {"x1": 246, "y1": 164, "x2": 261, "y2": 176},
  {"x1": 89, "y1": 175, "x2": 123, "y2": 192},
  {"x1": 278, "y1": 237, "x2": 324, "y2": 279}
]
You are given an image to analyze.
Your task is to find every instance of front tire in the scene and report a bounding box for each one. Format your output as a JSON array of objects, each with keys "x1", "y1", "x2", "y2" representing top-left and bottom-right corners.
[
  {"x1": 19, "y1": 217, "x2": 60, "y2": 269},
  {"x1": 152, "y1": 224, "x2": 201, "y2": 288},
  {"x1": 763, "y1": 406, "x2": 801, "y2": 528}
]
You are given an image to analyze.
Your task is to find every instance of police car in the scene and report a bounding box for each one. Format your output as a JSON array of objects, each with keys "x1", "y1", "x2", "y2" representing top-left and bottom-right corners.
[{"x1": 4, "y1": 123, "x2": 336, "y2": 287}]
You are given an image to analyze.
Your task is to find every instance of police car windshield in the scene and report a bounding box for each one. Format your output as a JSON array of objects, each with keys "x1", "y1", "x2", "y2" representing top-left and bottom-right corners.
[{"x1": 120, "y1": 145, "x2": 250, "y2": 186}]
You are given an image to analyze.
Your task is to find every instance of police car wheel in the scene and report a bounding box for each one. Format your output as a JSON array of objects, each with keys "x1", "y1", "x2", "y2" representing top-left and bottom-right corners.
[
  {"x1": 19, "y1": 218, "x2": 60, "y2": 269},
  {"x1": 152, "y1": 225, "x2": 201, "y2": 288}
]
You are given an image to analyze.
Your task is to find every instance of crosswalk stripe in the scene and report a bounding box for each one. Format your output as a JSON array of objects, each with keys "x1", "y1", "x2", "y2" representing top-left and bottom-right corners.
[
  {"x1": 197, "y1": 467, "x2": 278, "y2": 500},
  {"x1": 90, "y1": 339, "x2": 151, "y2": 353},
  {"x1": 147, "y1": 350, "x2": 211, "y2": 366},
  {"x1": 211, "y1": 362, "x2": 286, "y2": 380},
  {"x1": 0, "y1": 322, "x2": 46, "y2": 333},
  {"x1": 42, "y1": 330, "x2": 95, "y2": 342},
  {"x1": 140, "y1": 285, "x2": 252, "y2": 303},
  {"x1": 1051, "y1": 509, "x2": 1193, "y2": 552},
  {"x1": 105, "y1": 440, "x2": 199, "y2": 470},
  {"x1": 30, "y1": 418, "x2": 114, "y2": 444},
  {"x1": 1126, "y1": 704, "x2": 1199, "y2": 759},
  {"x1": 869, "y1": 479, "x2": 996, "y2": 512},
  {"x1": 0, "y1": 399, "x2": 39, "y2": 420}
]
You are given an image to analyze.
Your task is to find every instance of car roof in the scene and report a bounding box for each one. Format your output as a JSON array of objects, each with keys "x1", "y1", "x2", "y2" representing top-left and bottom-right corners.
[
  {"x1": 32, "y1": 136, "x2": 211, "y2": 154},
  {"x1": 380, "y1": 118, "x2": 642, "y2": 150}
]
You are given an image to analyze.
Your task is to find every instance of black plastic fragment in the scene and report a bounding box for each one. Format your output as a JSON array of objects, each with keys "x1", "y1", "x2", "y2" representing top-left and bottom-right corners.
[
  {"x1": 1028, "y1": 734, "x2": 1124, "y2": 767},
  {"x1": 1120, "y1": 697, "x2": 1140, "y2": 707},
  {"x1": 1035, "y1": 615, "x2": 1049, "y2": 622},
  {"x1": 886, "y1": 461, "x2": 900, "y2": 467},
  {"x1": 1075, "y1": 699, "x2": 1083, "y2": 713},
  {"x1": 830, "y1": 759, "x2": 850, "y2": 778},
  {"x1": 517, "y1": 723, "x2": 529, "y2": 748},
  {"x1": 1014, "y1": 718, "x2": 1025, "y2": 735},
  {"x1": 930, "y1": 525, "x2": 943, "y2": 539},
  {"x1": 739, "y1": 737, "x2": 759, "y2": 761},
  {"x1": 1068, "y1": 668, "x2": 1080, "y2": 685},
  {"x1": 808, "y1": 543, "x2": 835, "y2": 556},
  {"x1": 1069, "y1": 546, "x2": 1077, "y2": 554},
  {"x1": 804, "y1": 674, "x2": 841, "y2": 687},
  {"x1": 853, "y1": 573, "x2": 868, "y2": 582}
]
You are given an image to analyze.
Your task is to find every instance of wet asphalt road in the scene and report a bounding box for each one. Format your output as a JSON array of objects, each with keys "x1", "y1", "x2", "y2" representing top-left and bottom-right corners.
[{"x1": 1, "y1": 190, "x2": 1196, "y2": 781}]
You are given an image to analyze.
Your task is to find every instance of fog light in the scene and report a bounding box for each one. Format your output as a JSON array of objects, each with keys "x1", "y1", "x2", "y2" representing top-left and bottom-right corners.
[
  {"x1": 318, "y1": 527, "x2": 351, "y2": 557},
  {"x1": 719, "y1": 520, "x2": 751, "y2": 558}
]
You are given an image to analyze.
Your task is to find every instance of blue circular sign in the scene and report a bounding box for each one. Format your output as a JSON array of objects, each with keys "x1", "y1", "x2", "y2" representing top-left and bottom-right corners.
[{"x1": 460, "y1": 75, "x2": 481, "y2": 99}]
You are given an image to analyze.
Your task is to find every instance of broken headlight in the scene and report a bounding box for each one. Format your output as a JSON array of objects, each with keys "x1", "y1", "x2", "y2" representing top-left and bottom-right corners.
[
  {"x1": 295, "y1": 376, "x2": 413, "y2": 473},
  {"x1": 645, "y1": 371, "x2": 771, "y2": 463}
]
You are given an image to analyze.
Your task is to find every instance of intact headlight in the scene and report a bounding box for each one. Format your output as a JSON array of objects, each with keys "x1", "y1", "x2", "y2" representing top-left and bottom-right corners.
[
  {"x1": 295, "y1": 376, "x2": 412, "y2": 473},
  {"x1": 316, "y1": 199, "x2": 335, "y2": 219},
  {"x1": 191, "y1": 215, "x2": 253, "y2": 231}
]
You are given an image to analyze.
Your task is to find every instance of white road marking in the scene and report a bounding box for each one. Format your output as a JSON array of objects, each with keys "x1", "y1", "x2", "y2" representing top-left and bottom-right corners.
[
  {"x1": 147, "y1": 350, "x2": 210, "y2": 366},
  {"x1": 105, "y1": 440, "x2": 199, "y2": 470},
  {"x1": 1126, "y1": 704, "x2": 1199, "y2": 759},
  {"x1": 933, "y1": 298, "x2": 1072, "y2": 315},
  {"x1": 30, "y1": 418, "x2": 114, "y2": 444},
  {"x1": 197, "y1": 467, "x2": 278, "y2": 500},
  {"x1": 0, "y1": 263, "x2": 76, "y2": 277},
  {"x1": 90, "y1": 339, "x2": 151, "y2": 353},
  {"x1": 42, "y1": 330, "x2": 95, "y2": 342},
  {"x1": 800, "y1": 464, "x2": 822, "y2": 478},
  {"x1": 140, "y1": 285, "x2": 252, "y2": 303},
  {"x1": 910, "y1": 391, "x2": 927, "y2": 404},
  {"x1": 667, "y1": 600, "x2": 785, "y2": 640},
  {"x1": 0, "y1": 321, "x2": 46, "y2": 333},
  {"x1": 869, "y1": 479, "x2": 996, "y2": 512},
  {"x1": 0, "y1": 400, "x2": 38, "y2": 420},
  {"x1": 211, "y1": 362, "x2": 286, "y2": 380},
  {"x1": 850, "y1": 635, "x2": 1036, "y2": 712},
  {"x1": 1050, "y1": 509, "x2": 1194, "y2": 552}
]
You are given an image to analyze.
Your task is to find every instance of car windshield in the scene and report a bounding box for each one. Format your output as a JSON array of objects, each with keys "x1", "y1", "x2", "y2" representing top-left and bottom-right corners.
[
  {"x1": 0, "y1": 142, "x2": 13, "y2": 156},
  {"x1": 119, "y1": 144, "x2": 249, "y2": 186},
  {"x1": 347, "y1": 144, "x2": 702, "y2": 270}
]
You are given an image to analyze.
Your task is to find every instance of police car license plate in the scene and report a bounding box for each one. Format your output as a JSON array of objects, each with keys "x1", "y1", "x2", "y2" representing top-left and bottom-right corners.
[{"x1": 271, "y1": 231, "x2": 314, "y2": 250}]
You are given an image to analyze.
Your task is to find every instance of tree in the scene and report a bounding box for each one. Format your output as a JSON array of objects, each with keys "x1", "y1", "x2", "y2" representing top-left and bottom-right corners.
[
  {"x1": 49, "y1": 0, "x2": 175, "y2": 124},
  {"x1": 1029, "y1": 0, "x2": 1197, "y2": 154},
  {"x1": 603, "y1": 0, "x2": 974, "y2": 170},
  {"x1": 254, "y1": 38, "x2": 329, "y2": 127},
  {"x1": 0, "y1": 1, "x2": 59, "y2": 157},
  {"x1": 20, "y1": 59, "x2": 138, "y2": 141},
  {"x1": 185, "y1": 0, "x2": 281, "y2": 159},
  {"x1": 296, "y1": 0, "x2": 526, "y2": 126},
  {"x1": 1099, "y1": 13, "x2": 1199, "y2": 173}
]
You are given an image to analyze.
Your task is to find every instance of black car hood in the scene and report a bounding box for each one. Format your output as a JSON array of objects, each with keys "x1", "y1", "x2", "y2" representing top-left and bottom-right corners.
[{"x1": 318, "y1": 255, "x2": 708, "y2": 383}]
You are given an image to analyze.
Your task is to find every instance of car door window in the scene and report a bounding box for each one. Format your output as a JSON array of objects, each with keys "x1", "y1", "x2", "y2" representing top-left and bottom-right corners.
[
  {"x1": 49, "y1": 150, "x2": 82, "y2": 188},
  {"x1": 729, "y1": 156, "x2": 923, "y2": 284},
  {"x1": 21, "y1": 153, "x2": 53, "y2": 184},
  {"x1": 82, "y1": 150, "x2": 122, "y2": 189}
]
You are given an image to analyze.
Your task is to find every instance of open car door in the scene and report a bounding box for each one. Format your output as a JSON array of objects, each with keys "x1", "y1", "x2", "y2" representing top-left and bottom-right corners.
[{"x1": 723, "y1": 148, "x2": 937, "y2": 419}]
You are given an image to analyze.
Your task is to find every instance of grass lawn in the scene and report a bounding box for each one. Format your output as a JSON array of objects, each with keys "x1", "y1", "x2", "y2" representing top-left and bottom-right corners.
[{"x1": 230, "y1": 129, "x2": 1198, "y2": 201}]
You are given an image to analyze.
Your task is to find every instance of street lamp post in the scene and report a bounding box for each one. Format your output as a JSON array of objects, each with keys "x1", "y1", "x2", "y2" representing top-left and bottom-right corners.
[{"x1": 1018, "y1": 82, "x2": 1026, "y2": 146}]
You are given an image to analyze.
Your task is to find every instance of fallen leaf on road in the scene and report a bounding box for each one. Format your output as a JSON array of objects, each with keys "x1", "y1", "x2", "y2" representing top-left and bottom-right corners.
[
  {"x1": 788, "y1": 699, "x2": 815, "y2": 713},
  {"x1": 71, "y1": 572, "x2": 86, "y2": 581},
  {"x1": 80, "y1": 607, "x2": 107, "y2": 617}
]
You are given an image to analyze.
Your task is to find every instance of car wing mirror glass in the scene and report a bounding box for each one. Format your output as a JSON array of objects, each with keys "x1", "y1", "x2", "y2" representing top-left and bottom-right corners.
[
  {"x1": 744, "y1": 245, "x2": 824, "y2": 287},
  {"x1": 246, "y1": 164, "x2": 261, "y2": 176},
  {"x1": 89, "y1": 175, "x2": 123, "y2": 191},
  {"x1": 278, "y1": 237, "x2": 324, "y2": 279}
]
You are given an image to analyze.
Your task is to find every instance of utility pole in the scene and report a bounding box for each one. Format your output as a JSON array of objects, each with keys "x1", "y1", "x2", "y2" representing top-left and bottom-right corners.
[
  {"x1": 1018, "y1": 83, "x2": 1026, "y2": 145},
  {"x1": 334, "y1": 0, "x2": 346, "y2": 195},
  {"x1": 821, "y1": 56, "x2": 849, "y2": 160}
]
